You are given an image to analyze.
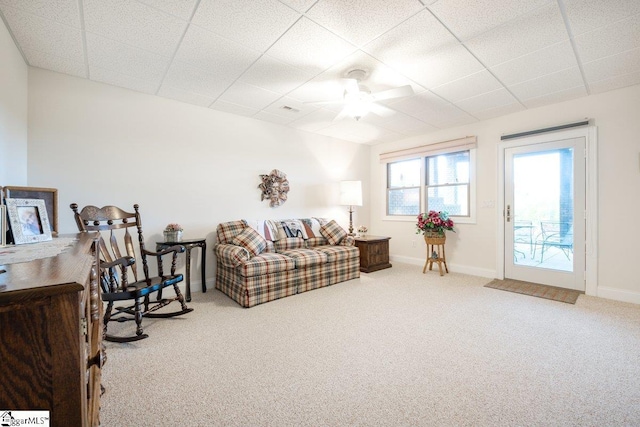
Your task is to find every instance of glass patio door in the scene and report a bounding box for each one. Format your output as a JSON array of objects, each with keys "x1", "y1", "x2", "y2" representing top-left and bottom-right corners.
[{"x1": 504, "y1": 137, "x2": 586, "y2": 291}]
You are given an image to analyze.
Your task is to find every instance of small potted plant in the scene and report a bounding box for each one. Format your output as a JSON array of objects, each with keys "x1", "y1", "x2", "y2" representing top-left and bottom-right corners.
[
  {"x1": 357, "y1": 225, "x2": 368, "y2": 237},
  {"x1": 164, "y1": 223, "x2": 183, "y2": 242}
]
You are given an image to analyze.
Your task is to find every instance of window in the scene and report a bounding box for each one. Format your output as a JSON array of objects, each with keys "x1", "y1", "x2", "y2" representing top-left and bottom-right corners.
[
  {"x1": 387, "y1": 159, "x2": 421, "y2": 215},
  {"x1": 381, "y1": 136, "x2": 477, "y2": 222},
  {"x1": 426, "y1": 151, "x2": 470, "y2": 216},
  {"x1": 385, "y1": 150, "x2": 475, "y2": 222}
]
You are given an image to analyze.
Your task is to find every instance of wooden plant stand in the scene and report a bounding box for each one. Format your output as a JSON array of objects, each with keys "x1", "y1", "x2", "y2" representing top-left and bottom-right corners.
[{"x1": 422, "y1": 233, "x2": 448, "y2": 276}]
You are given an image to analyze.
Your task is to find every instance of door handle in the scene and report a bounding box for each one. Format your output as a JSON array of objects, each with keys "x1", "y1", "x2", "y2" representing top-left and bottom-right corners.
[{"x1": 506, "y1": 204, "x2": 511, "y2": 222}]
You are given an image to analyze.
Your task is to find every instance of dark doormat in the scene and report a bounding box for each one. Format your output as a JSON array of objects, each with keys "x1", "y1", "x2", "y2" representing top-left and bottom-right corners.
[{"x1": 484, "y1": 278, "x2": 582, "y2": 304}]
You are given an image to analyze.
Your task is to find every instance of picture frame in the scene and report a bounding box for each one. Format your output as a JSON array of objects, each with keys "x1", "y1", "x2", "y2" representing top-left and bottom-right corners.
[
  {"x1": 3, "y1": 186, "x2": 58, "y2": 236},
  {"x1": 5, "y1": 198, "x2": 53, "y2": 245},
  {"x1": 0, "y1": 205, "x2": 6, "y2": 246}
]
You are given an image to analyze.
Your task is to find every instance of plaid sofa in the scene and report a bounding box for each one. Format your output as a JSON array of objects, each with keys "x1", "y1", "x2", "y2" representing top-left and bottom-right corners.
[{"x1": 214, "y1": 218, "x2": 360, "y2": 307}]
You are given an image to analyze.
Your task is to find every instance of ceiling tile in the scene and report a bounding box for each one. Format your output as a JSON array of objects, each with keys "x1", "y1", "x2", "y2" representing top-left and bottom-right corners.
[
  {"x1": 262, "y1": 96, "x2": 318, "y2": 119},
  {"x1": 174, "y1": 25, "x2": 261, "y2": 81},
  {"x1": 90, "y1": 65, "x2": 159, "y2": 94},
  {"x1": 239, "y1": 54, "x2": 318, "y2": 95},
  {"x1": 1, "y1": 5, "x2": 84, "y2": 61},
  {"x1": 288, "y1": 108, "x2": 337, "y2": 132},
  {"x1": 562, "y1": 0, "x2": 640, "y2": 36},
  {"x1": 363, "y1": 9, "x2": 459, "y2": 71},
  {"x1": 401, "y1": 43, "x2": 485, "y2": 88},
  {"x1": 1, "y1": 0, "x2": 637, "y2": 143},
  {"x1": 377, "y1": 113, "x2": 438, "y2": 134},
  {"x1": 191, "y1": 0, "x2": 300, "y2": 52},
  {"x1": 521, "y1": 86, "x2": 587, "y2": 109},
  {"x1": 306, "y1": 0, "x2": 424, "y2": 47},
  {"x1": 430, "y1": 70, "x2": 503, "y2": 103},
  {"x1": 157, "y1": 85, "x2": 215, "y2": 107},
  {"x1": 24, "y1": 47, "x2": 87, "y2": 78},
  {"x1": 86, "y1": 32, "x2": 169, "y2": 81},
  {"x1": 0, "y1": 0, "x2": 80, "y2": 27},
  {"x1": 588, "y1": 71, "x2": 640, "y2": 94},
  {"x1": 408, "y1": 101, "x2": 477, "y2": 128},
  {"x1": 83, "y1": 0, "x2": 186, "y2": 57},
  {"x1": 455, "y1": 88, "x2": 519, "y2": 114},
  {"x1": 465, "y1": 3, "x2": 568, "y2": 67},
  {"x1": 254, "y1": 110, "x2": 297, "y2": 125},
  {"x1": 163, "y1": 60, "x2": 233, "y2": 98},
  {"x1": 217, "y1": 81, "x2": 282, "y2": 110},
  {"x1": 427, "y1": 0, "x2": 551, "y2": 41},
  {"x1": 509, "y1": 67, "x2": 585, "y2": 101},
  {"x1": 573, "y1": 14, "x2": 640, "y2": 63},
  {"x1": 387, "y1": 90, "x2": 449, "y2": 116},
  {"x1": 582, "y1": 48, "x2": 640, "y2": 83},
  {"x1": 210, "y1": 100, "x2": 259, "y2": 117},
  {"x1": 472, "y1": 102, "x2": 526, "y2": 121},
  {"x1": 137, "y1": 0, "x2": 198, "y2": 20},
  {"x1": 489, "y1": 40, "x2": 578, "y2": 86},
  {"x1": 266, "y1": 17, "x2": 357, "y2": 73},
  {"x1": 278, "y1": 0, "x2": 317, "y2": 13}
]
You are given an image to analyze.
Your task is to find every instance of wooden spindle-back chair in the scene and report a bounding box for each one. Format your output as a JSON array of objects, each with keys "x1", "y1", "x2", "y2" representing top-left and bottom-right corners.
[{"x1": 70, "y1": 203, "x2": 193, "y2": 342}]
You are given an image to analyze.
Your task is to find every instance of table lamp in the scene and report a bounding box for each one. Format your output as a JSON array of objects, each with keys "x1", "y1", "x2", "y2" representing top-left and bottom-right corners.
[{"x1": 339, "y1": 180, "x2": 362, "y2": 236}]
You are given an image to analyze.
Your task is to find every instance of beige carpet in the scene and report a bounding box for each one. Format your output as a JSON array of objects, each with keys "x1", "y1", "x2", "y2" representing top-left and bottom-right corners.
[
  {"x1": 100, "y1": 264, "x2": 640, "y2": 426},
  {"x1": 484, "y1": 278, "x2": 582, "y2": 304}
]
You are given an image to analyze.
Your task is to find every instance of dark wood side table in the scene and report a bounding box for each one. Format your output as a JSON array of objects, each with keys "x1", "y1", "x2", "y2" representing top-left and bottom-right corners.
[
  {"x1": 156, "y1": 238, "x2": 206, "y2": 302},
  {"x1": 354, "y1": 235, "x2": 392, "y2": 273}
]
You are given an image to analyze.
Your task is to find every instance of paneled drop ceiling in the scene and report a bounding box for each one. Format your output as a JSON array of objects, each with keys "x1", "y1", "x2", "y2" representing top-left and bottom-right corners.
[{"x1": 1, "y1": 0, "x2": 639, "y2": 144}]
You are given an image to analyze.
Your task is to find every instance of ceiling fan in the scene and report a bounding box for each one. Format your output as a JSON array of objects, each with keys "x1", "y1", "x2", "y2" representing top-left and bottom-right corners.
[{"x1": 307, "y1": 69, "x2": 415, "y2": 121}]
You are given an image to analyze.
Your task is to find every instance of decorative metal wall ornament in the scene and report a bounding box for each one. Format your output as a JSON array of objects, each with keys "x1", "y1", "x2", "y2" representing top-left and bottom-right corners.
[{"x1": 258, "y1": 169, "x2": 290, "y2": 207}]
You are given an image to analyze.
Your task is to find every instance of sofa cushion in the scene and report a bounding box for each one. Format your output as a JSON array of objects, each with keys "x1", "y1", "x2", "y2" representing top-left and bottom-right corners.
[
  {"x1": 314, "y1": 245, "x2": 359, "y2": 263},
  {"x1": 306, "y1": 236, "x2": 328, "y2": 247},
  {"x1": 279, "y1": 248, "x2": 328, "y2": 268},
  {"x1": 320, "y1": 220, "x2": 347, "y2": 245},
  {"x1": 232, "y1": 227, "x2": 267, "y2": 257},
  {"x1": 217, "y1": 220, "x2": 247, "y2": 244},
  {"x1": 239, "y1": 252, "x2": 296, "y2": 277},
  {"x1": 274, "y1": 237, "x2": 305, "y2": 252}
]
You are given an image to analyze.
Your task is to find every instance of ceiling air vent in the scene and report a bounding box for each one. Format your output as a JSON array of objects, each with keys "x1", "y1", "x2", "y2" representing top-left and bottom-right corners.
[{"x1": 280, "y1": 105, "x2": 300, "y2": 113}]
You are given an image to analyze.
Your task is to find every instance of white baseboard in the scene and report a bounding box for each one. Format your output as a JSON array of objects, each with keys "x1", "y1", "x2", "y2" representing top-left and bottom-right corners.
[
  {"x1": 390, "y1": 255, "x2": 496, "y2": 278},
  {"x1": 596, "y1": 286, "x2": 640, "y2": 305}
]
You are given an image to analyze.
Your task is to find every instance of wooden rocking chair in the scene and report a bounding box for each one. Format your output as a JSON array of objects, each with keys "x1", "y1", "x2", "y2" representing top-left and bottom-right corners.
[{"x1": 71, "y1": 203, "x2": 193, "y2": 342}]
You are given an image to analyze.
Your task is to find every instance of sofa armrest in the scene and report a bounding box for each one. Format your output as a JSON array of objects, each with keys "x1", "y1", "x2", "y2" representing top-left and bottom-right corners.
[
  {"x1": 340, "y1": 235, "x2": 356, "y2": 247},
  {"x1": 215, "y1": 243, "x2": 250, "y2": 268}
]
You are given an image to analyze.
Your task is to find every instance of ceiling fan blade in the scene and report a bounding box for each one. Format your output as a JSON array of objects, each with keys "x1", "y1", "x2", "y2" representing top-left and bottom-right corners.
[
  {"x1": 343, "y1": 78, "x2": 360, "y2": 95},
  {"x1": 368, "y1": 103, "x2": 396, "y2": 117},
  {"x1": 372, "y1": 85, "x2": 414, "y2": 101}
]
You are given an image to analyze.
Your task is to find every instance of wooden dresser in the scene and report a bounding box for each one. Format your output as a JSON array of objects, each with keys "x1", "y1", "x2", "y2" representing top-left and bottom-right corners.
[{"x1": 0, "y1": 233, "x2": 103, "y2": 427}]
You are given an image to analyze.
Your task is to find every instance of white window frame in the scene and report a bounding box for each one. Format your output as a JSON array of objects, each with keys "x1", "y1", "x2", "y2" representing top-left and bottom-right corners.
[{"x1": 382, "y1": 147, "x2": 476, "y2": 225}]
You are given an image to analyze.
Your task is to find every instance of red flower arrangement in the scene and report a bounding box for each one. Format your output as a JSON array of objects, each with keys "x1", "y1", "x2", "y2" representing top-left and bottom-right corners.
[{"x1": 415, "y1": 211, "x2": 455, "y2": 235}]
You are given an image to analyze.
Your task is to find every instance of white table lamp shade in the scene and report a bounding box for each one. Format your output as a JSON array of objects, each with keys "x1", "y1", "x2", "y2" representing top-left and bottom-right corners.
[{"x1": 339, "y1": 181, "x2": 362, "y2": 206}]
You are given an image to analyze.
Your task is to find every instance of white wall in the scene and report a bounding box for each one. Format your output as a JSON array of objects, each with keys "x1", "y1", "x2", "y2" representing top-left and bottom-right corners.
[
  {"x1": 0, "y1": 17, "x2": 27, "y2": 185},
  {"x1": 371, "y1": 84, "x2": 640, "y2": 304},
  {"x1": 27, "y1": 68, "x2": 370, "y2": 289}
]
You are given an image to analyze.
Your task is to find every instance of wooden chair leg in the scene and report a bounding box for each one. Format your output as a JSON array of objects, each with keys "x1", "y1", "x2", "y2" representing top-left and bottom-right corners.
[
  {"x1": 103, "y1": 301, "x2": 114, "y2": 340},
  {"x1": 173, "y1": 283, "x2": 189, "y2": 311},
  {"x1": 134, "y1": 297, "x2": 144, "y2": 337}
]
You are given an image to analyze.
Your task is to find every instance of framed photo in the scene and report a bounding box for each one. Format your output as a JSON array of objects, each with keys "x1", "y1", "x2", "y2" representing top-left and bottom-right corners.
[
  {"x1": 3, "y1": 186, "x2": 58, "y2": 236},
  {"x1": 0, "y1": 205, "x2": 6, "y2": 246},
  {"x1": 5, "y1": 198, "x2": 53, "y2": 244}
]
